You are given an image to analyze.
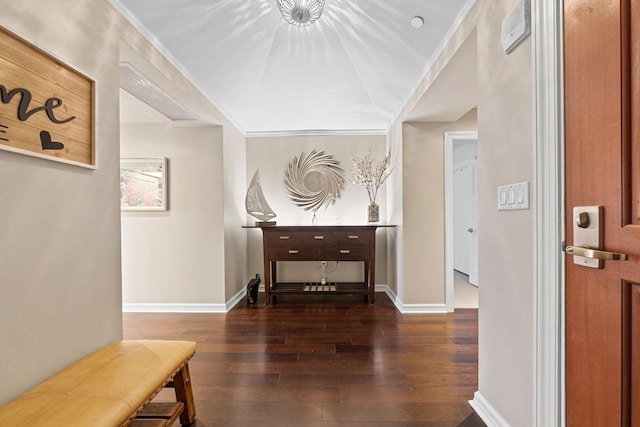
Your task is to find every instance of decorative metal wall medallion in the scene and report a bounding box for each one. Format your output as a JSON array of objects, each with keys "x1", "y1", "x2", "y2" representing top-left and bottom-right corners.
[{"x1": 284, "y1": 150, "x2": 344, "y2": 214}]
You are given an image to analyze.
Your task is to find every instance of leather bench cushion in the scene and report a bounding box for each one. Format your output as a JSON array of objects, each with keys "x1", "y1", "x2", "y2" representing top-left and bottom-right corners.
[
  {"x1": 0, "y1": 340, "x2": 196, "y2": 427},
  {"x1": 0, "y1": 395, "x2": 131, "y2": 427}
]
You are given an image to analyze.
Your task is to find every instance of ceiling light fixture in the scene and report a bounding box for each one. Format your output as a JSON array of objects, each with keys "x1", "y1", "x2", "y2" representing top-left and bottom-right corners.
[{"x1": 277, "y1": 0, "x2": 325, "y2": 28}]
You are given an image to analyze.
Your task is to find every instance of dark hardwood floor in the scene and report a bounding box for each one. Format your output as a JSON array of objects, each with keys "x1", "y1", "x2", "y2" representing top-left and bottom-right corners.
[{"x1": 123, "y1": 293, "x2": 485, "y2": 426}]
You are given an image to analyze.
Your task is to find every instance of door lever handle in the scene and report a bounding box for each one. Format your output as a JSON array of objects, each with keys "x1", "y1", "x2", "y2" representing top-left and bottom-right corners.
[{"x1": 565, "y1": 245, "x2": 628, "y2": 261}]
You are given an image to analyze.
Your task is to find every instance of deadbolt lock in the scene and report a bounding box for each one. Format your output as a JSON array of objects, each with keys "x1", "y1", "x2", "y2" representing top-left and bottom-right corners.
[{"x1": 576, "y1": 211, "x2": 590, "y2": 228}]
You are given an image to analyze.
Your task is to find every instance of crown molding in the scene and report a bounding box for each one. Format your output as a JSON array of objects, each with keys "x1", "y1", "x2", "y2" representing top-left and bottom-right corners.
[{"x1": 246, "y1": 128, "x2": 387, "y2": 138}]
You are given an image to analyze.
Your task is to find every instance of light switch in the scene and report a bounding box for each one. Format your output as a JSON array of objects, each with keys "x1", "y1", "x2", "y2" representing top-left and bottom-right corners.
[
  {"x1": 497, "y1": 181, "x2": 529, "y2": 210},
  {"x1": 497, "y1": 188, "x2": 508, "y2": 210}
]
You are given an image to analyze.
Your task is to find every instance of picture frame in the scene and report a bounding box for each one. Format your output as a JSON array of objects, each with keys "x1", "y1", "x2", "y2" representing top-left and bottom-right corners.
[
  {"x1": 0, "y1": 27, "x2": 96, "y2": 169},
  {"x1": 120, "y1": 157, "x2": 168, "y2": 211}
]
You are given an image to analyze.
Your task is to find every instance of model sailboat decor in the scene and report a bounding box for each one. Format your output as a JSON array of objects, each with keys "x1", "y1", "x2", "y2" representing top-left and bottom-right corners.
[{"x1": 245, "y1": 170, "x2": 277, "y2": 225}]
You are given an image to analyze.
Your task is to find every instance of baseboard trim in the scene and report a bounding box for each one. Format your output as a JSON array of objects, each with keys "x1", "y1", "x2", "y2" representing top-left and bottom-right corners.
[
  {"x1": 122, "y1": 303, "x2": 228, "y2": 313},
  {"x1": 400, "y1": 303, "x2": 449, "y2": 314},
  {"x1": 377, "y1": 285, "x2": 448, "y2": 313},
  {"x1": 226, "y1": 287, "x2": 248, "y2": 311},
  {"x1": 377, "y1": 285, "x2": 402, "y2": 312},
  {"x1": 469, "y1": 391, "x2": 511, "y2": 427},
  {"x1": 123, "y1": 285, "x2": 448, "y2": 314}
]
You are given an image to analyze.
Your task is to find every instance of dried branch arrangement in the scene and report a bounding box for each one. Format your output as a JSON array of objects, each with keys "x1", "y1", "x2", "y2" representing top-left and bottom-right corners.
[{"x1": 349, "y1": 150, "x2": 394, "y2": 203}]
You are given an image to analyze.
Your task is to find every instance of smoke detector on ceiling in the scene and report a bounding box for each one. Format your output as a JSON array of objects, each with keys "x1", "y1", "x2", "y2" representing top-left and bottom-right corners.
[{"x1": 411, "y1": 16, "x2": 424, "y2": 29}]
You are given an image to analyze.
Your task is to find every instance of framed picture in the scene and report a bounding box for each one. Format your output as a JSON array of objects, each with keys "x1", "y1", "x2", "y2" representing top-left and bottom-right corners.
[
  {"x1": 0, "y1": 27, "x2": 96, "y2": 168},
  {"x1": 120, "y1": 157, "x2": 168, "y2": 211}
]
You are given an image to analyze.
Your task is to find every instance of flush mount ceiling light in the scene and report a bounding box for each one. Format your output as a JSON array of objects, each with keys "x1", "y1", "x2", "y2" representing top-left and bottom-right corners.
[{"x1": 277, "y1": 0, "x2": 325, "y2": 28}]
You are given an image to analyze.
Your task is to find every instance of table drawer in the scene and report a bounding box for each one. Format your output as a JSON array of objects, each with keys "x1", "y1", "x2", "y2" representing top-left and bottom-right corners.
[
  {"x1": 300, "y1": 231, "x2": 337, "y2": 245},
  {"x1": 266, "y1": 232, "x2": 304, "y2": 248},
  {"x1": 320, "y1": 246, "x2": 369, "y2": 260},
  {"x1": 270, "y1": 247, "x2": 319, "y2": 260},
  {"x1": 336, "y1": 231, "x2": 371, "y2": 246}
]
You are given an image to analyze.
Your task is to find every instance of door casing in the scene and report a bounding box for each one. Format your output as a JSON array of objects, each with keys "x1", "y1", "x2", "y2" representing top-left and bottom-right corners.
[{"x1": 531, "y1": 0, "x2": 565, "y2": 426}]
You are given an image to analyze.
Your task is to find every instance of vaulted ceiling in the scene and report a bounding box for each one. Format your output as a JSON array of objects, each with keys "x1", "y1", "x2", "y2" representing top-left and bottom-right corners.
[{"x1": 111, "y1": 0, "x2": 476, "y2": 134}]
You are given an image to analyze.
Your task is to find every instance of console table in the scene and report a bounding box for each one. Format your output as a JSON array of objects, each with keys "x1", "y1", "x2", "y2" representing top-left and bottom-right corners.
[{"x1": 259, "y1": 225, "x2": 378, "y2": 305}]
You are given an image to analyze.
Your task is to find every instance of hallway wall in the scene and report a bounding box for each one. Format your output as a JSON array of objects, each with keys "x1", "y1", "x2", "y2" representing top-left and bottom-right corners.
[
  {"x1": 121, "y1": 124, "x2": 226, "y2": 308},
  {"x1": 388, "y1": 0, "x2": 535, "y2": 424},
  {"x1": 0, "y1": 1, "x2": 123, "y2": 403},
  {"x1": 401, "y1": 110, "x2": 478, "y2": 306},
  {"x1": 0, "y1": 0, "x2": 245, "y2": 404},
  {"x1": 475, "y1": 0, "x2": 534, "y2": 423}
]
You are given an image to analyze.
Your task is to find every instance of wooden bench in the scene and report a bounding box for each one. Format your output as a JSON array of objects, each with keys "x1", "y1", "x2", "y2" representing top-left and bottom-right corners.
[{"x1": 0, "y1": 340, "x2": 196, "y2": 426}]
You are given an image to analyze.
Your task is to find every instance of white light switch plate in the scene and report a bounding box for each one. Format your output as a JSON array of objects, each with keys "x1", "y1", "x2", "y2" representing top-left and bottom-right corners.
[{"x1": 497, "y1": 182, "x2": 529, "y2": 210}]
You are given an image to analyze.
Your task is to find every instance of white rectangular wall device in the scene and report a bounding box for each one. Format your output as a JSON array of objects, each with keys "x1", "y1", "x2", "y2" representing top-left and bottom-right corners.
[
  {"x1": 501, "y1": 0, "x2": 531, "y2": 54},
  {"x1": 497, "y1": 181, "x2": 529, "y2": 211}
]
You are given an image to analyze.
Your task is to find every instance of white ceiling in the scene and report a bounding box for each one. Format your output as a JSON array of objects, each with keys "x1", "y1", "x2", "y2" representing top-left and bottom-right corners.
[{"x1": 111, "y1": 0, "x2": 476, "y2": 134}]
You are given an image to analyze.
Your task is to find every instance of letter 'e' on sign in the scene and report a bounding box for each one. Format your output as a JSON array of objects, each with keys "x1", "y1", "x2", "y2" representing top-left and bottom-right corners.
[{"x1": 0, "y1": 27, "x2": 95, "y2": 168}]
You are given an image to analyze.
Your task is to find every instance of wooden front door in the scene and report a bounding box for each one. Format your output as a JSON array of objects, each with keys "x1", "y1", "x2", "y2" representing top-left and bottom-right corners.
[{"x1": 564, "y1": 0, "x2": 640, "y2": 425}]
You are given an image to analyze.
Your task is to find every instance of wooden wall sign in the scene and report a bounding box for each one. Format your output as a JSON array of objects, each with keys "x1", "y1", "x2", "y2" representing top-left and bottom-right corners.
[{"x1": 0, "y1": 27, "x2": 95, "y2": 168}]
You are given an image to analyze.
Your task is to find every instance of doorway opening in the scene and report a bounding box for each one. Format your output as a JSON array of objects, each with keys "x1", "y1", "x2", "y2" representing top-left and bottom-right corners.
[{"x1": 445, "y1": 131, "x2": 478, "y2": 311}]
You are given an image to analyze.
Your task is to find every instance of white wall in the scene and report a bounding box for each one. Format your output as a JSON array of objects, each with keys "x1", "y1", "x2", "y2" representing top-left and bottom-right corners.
[
  {"x1": 0, "y1": 0, "x2": 246, "y2": 404},
  {"x1": 121, "y1": 124, "x2": 226, "y2": 307},
  {"x1": 223, "y1": 126, "x2": 249, "y2": 302},
  {"x1": 245, "y1": 134, "x2": 389, "y2": 286},
  {"x1": 118, "y1": 35, "x2": 249, "y2": 309},
  {"x1": 0, "y1": 1, "x2": 123, "y2": 403},
  {"x1": 387, "y1": 4, "x2": 480, "y2": 308},
  {"x1": 475, "y1": 0, "x2": 534, "y2": 424},
  {"x1": 389, "y1": 0, "x2": 535, "y2": 423},
  {"x1": 401, "y1": 110, "x2": 478, "y2": 306}
]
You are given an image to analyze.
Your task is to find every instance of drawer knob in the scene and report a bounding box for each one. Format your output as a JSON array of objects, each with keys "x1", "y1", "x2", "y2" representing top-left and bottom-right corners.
[
  {"x1": 339, "y1": 249, "x2": 351, "y2": 254},
  {"x1": 279, "y1": 236, "x2": 290, "y2": 240},
  {"x1": 313, "y1": 235, "x2": 324, "y2": 240},
  {"x1": 348, "y1": 235, "x2": 359, "y2": 239},
  {"x1": 288, "y1": 249, "x2": 299, "y2": 254}
]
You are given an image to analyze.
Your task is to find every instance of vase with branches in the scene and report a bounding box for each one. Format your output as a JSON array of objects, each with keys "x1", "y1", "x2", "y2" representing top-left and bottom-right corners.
[{"x1": 350, "y1": 150, "x2": 393, "y2": 222}]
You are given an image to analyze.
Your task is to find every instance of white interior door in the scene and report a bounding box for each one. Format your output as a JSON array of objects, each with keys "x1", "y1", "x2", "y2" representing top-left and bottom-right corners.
[
  {"x1": 468, "y1": 159, "x2": 478, "y2": 286},
  {"x1": 444, "y1": 131, "x2": 478, "y2": 311},
  {"x1": 452, "y1": 158, "x2": 479, "y2": 286},
  {"x1": 453, "y1": 161, "x2": 473, "y2": 275}
]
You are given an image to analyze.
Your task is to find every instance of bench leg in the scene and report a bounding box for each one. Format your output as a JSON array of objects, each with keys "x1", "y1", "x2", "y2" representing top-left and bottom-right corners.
[{"x1": 173, "y1": 363, "x2": 196, "y2": 425}]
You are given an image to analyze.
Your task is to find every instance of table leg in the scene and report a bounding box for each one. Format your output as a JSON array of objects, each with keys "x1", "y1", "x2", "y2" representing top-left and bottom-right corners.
[
  {"x1": 271, "y1": 262, "x2": 278, "y2": 304},
  {"x1": 264, "y1": 259, "x2": 271, "y2": 305},
  {"x1": 369, "y1": 233, "x2": 376, "y2": 305},
  {"x1": 364, "y1": 261, "x2": 370, "y2": 303}
]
